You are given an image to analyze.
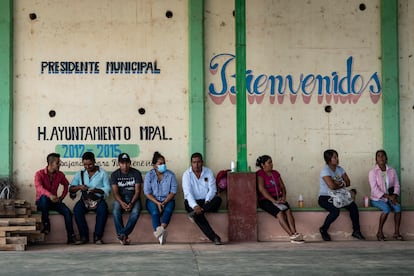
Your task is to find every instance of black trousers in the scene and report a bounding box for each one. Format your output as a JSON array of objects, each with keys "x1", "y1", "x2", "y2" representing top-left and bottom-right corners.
[
  {"x1": 318, "y1": 195, "x2": 361, "y2": 232},
  {"x1": 184, "y1": 196, "x2": 222, "y2": 241}
]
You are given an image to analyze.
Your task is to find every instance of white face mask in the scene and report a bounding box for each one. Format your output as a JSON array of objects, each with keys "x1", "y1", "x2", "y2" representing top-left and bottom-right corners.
[{"x1": 157, "y1": 164, "x2": 167, "y2": 173}]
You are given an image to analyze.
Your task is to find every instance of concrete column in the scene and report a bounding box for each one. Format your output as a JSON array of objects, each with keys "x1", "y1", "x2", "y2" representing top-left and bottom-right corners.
[{"x1": 227, "y1": 172, "x2": 257, "y2": 241}]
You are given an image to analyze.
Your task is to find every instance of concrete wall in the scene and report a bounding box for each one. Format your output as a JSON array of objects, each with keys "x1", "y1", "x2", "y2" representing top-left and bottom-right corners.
[
  {"x1": 7, "y1": 0, "x2": 414, "y2": 209},
  {"x1": 205, "y1": 0, "x2": 383, "y2": 206},
  {"x1": 13, "y1": 0, "x2": 190, "y2": 208},
  {"x1": 399, "y1": 0, "x2": 414, "y2": 202}
]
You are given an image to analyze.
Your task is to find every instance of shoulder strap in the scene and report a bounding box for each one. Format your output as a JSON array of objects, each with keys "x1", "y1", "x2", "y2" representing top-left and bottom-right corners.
[{"x1": 81, "y1": 170, "x2": 84, "y2": 185}]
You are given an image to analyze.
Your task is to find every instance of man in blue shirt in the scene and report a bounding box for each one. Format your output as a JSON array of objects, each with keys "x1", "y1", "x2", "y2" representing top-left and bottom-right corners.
[
  {"x1": 69, "y1": 152, "x2": 111, "y2": 244},
  {"x1": 111, "y1": 153, "x2": 142, "y2": 245},
  {"x1": 182, "y1": 152, "x2": 222, "y2": 245}
]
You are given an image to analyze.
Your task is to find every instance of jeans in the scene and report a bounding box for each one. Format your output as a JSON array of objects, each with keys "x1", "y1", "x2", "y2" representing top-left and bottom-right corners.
[
  {"x1": 184, "y1": 196, "x2": 222, "y2": 241},
  {"x1": 112, "y1": 195, "x2": 141, "y2": 237},
  {"x1": 146, "y1": 199, "x2": 175, "y2": 230},
  {"x1": 318, "y1": 195, "x2": 360, "y2": 232},
  {"x1": 36, "y1": 195, "x2": 75, "y2": 238},
  {"x1": 73, "y1": 198, "x2": 108, "y2": 241}
]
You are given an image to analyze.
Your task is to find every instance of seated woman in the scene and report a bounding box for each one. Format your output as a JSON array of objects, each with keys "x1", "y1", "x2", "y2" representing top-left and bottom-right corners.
[
  {"x1": 144, "y1": 151, "x2": 178, "y2": 245},
  {"x1": 369, "y1": 149, "x2": 403, "y2": 241},
  {"x1": 256, "y1": 155, "x2": 304, "y2": 243},
  {"x1": 318, "y1": 149, "x2": 365, "y2": 241}
]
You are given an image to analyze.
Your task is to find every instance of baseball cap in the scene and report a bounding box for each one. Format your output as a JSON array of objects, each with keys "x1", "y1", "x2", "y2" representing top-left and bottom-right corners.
[{"x1": 118, "y1": 153, "x2": 131, "y2": 163}]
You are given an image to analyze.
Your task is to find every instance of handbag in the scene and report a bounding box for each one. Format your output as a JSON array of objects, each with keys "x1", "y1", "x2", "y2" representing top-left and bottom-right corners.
[
  {"x1": 82, "y1": 191, "x2": 101, "y2": 210},
  {"x1": 328, "y1": 188, "x2": 353, "y2": 208},
  {"x1": 80, "y1": 171, "x2": 101, "y2": 210}
]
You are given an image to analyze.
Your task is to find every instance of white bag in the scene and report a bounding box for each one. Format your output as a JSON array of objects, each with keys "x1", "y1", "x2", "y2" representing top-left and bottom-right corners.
[{"x1": 328, "y1": 188, "x2": 353, "y2": 208}]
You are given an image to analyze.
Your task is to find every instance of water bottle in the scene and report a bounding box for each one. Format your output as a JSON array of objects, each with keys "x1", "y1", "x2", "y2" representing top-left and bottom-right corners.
[
  {"x1": 230, "y1": 161, "x2": 236, "y2": 172},
  {"x1": 298, "y1": 194, "x2": 304, "y2": 208}
]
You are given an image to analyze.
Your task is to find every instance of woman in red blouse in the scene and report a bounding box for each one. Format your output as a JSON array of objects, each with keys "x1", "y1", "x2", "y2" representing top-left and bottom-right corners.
[{"x1": 256, "y1": 155, "x2": 304, "y2": 243}]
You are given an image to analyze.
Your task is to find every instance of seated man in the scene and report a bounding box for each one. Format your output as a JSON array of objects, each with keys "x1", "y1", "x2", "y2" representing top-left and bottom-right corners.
[
  {"x1": 111, "y1": 153, "x2": 142, "y2": 245},
  {"x1": 182, "y1": 152, "x2": 222, "y2": 245},
  {"x1": 34, "y1": 153, "x2": 79, "y2": 245},
  {"x1": 69, "y1": 152, "x2": 111, "y2": 244}
]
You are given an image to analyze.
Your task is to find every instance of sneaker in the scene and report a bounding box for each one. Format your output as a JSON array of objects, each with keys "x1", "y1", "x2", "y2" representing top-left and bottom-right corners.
[
  {"x1": 123, "y1": 236, "x2": 131, "y2": 245},
  {"x1": 118, "y1": 234, "x2": 125, "y2": 245},
  {"x1": 290, "y1": 239, "x2": 305, "y2": 244},
  {"x1": 213, "y1": 237, "x2": 222, "y2": 245},
  {"x1": 154, "y1": 226, "x2": 164, "y2": 239},
  {"x1": 188, "y1": 211, "x2": 195, "y2": 223},
  {"x1": 94, "y1": 239, "x2": 104, "y2": 244},
  {"x1": 41, "y1": 222, "x2": 50, "y2": 235},
  {"x1": 158, "y1": 229, "x2": 168, "y2": 245},
  {"x1": 67, "y1": 234, "x2": 81, "y2": 245},
  {"x1": 290, "y1": 233, "x2": 303, "y2": 241},
  {"x1": 352, "y1": 231, "x2": 365, "y2": 240},
  {"x1": 79, "y1": 237, "x2": 89, "y2": 245},
  {"x1": 319, "y1": 227, "x2": 331, "y2": 241}
]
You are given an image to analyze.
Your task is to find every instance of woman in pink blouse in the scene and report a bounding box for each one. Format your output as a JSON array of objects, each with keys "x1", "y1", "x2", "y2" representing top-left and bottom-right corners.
[
  {"x1": 368, "y1": 150, "x2": 403, "y2": 241},
  {"x1": 256, "y1": 155, "x2": 304, "y2": 243}
]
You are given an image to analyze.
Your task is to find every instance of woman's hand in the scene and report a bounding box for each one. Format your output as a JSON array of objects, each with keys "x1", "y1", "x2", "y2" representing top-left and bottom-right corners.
[
  {"x1": 157, "y1": 202, "x2": 164, "y2": 213},
  {"x1": 278, "y1": 197, "x2": 287, "y2": 204},
  {"x1": 389, "y1": 194, "x2": 398, "y2": 204},
  {"x1": 333, "y1": 180, "x2": 345, "y2": 189}
]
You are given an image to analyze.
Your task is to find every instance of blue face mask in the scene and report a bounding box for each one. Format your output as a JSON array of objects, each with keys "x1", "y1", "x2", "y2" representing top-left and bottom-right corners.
[{"x1": 157, "y1": 164, "x2": 167, "y2": 173}]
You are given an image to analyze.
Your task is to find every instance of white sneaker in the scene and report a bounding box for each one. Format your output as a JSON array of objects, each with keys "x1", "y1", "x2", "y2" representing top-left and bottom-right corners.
[
  {"x1": 290, "y1": 233, "x2": 303, "y2": 241},
  {"x1": 154, "y1": 226, "x2": 164, "y2": 239},
  {"x1": 290, "y1": 239, "x2": 305, "y2": 244},
  {"x1": 158, "y1": 229, "x2": 168, "y2": 245}
]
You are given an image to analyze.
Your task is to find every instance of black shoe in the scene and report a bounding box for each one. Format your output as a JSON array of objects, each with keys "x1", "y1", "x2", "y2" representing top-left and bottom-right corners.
[
  {"x1": 319, "y1": 227, "x2": 331, "y2": 241},
  {"x1": 213, "y1": 237, "x2": 222, "y2": 245},
  {"x1": 79, "y1": 237, "x2": 89, "y2": 244},
  {"x1": 67, "y1": 235, "x2": 81, "y2": 245},
  {"x1": 188, "y1": 211, "x2": 195, "y2": 223},
  {"x1": 352, "y1": 231, "x2": 365, "y2": 240},
  {"x1": 94, "y1": 237, "x2": 104, "y2": 244},
  {"x1": 41, "y1": 223, "x2": 50, "y2": 235}
]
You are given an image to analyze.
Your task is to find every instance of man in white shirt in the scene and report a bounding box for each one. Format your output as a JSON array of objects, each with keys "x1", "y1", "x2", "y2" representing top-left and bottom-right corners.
[{"x1": 182, "y1": 152, "x2": 222, "y2": 245}]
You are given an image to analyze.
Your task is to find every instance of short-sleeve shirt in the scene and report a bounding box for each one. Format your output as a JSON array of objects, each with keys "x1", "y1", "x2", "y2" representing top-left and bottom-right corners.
[
  {"x1": 256, "y1": 169, "x2": 282, "y2": 201},
  {"x1": 111, "y1": 167, "x2": 143, "y2": 197},
  {"x1": 319, "y1": 164, "x2": 346, "y2": 196}
]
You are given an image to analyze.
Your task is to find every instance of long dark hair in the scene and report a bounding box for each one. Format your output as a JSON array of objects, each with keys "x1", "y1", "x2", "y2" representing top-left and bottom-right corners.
[
  {"x1": 256, "y1": 155, "x2": 271, "y2": 169},
  {"x1": 323, "y1": 149, "x2": 338, "y2": 164},
  {"x1": 151, "y1": 151, "x2": 165, "y2": 165}
]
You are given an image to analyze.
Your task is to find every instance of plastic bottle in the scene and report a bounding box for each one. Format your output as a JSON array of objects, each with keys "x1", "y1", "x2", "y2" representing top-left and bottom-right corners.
[
  {"x1": 230, "y1": 161, "x2": 236, "y2": 172},
  {"x1": 363, "y1": 195, "x2": 369, "y2": 208},
  {"x1": 298, "y1": 194, "x2": 304, "y2": 208}
]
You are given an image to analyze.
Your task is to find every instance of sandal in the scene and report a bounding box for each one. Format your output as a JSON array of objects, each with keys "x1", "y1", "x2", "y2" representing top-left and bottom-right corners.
[
  {"x1": 393, "y1": 234, "x2": 404, "y2": 241},
  {"x1": 376, "y1": 233, "x2": 386, "y2": 241}
]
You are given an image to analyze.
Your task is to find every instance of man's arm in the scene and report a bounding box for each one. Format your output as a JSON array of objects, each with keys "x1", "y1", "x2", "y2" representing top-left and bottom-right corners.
[
  {"x1": 182, "y1": 170, "x2": 197, "y2": 208},
  {"x1": 130, "y1": 183, "x2": 141, "y2": 205},
  {"x1": 34, "y1": 171, "x2": 52, "y2": 199},
  {"x1": 59, "y1": 174, "x2": 70, "y2": 201},
  {"x1": 91, "y1": 170, "x2": 111, "y2": 197},
  {"x1": 69, "y1": 171, "x2": 88, "y2": 194},
  {"x1": 205, "y1": 168, "x2": 217, "y2": 202}
]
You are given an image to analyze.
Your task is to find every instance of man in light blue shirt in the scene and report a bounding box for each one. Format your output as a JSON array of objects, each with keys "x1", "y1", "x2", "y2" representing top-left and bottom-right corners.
[
  {"x1": 69, "y1": 152, "x2": 111, "y2": 244},
  {"x1": 182, "y1": 152, "x2": 222, "y2": 245}
]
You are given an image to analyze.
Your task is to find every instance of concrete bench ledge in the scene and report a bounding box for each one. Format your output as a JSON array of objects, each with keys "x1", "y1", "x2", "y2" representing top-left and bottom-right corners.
[
  {"x1": 37, "y1": 210, "x2": 414, "y2": 244},
  {"x1": 39, "y1": 212, "x2": 228, "y2": 244}
]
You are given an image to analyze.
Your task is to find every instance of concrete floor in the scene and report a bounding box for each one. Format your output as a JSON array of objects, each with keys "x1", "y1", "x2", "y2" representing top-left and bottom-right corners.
[{"x1": 1, "y1": 240, "x2": 414, "y2": 275}]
